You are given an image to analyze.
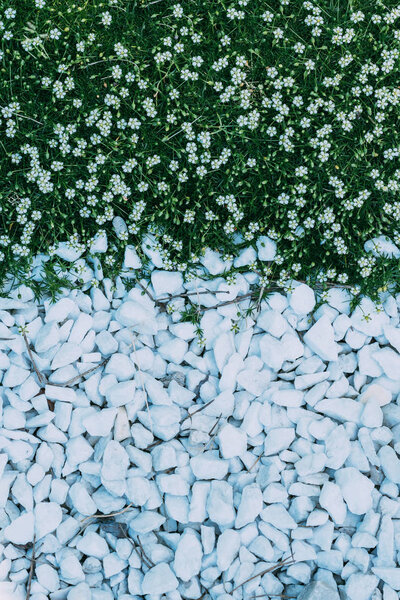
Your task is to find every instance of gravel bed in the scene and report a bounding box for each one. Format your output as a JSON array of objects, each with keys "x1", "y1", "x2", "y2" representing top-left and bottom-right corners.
[{"x1": 1, "y1": 247, "x2": 400, "y2": 600}]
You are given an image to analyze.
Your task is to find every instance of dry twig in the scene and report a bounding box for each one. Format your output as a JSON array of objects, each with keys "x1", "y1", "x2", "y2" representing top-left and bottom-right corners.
[
  {"x1": 231, "y1": 556, "x2": 294, "y2": 592},
  {"x1": 23, "y1": 334, "x2": 46, "y2": 386},
  {"x1": 25, "y1": 535, "x2": 36, "y2": 600}
]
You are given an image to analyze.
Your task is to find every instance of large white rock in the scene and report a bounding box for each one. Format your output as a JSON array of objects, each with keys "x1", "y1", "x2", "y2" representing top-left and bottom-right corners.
[
  {"x1": 76, "y1": 531, "x2": 109, "y2": 559},
  {"x1": 190, "y1": 452, "x2": 228, "y2": 480},
  {"x1": 173, "y1": 530, "x2": 203, "y2": 581},
  {"x1": 304, "y1": 316, "x2": 340, "y2": 362},
  {"x1": 151, "y1": 271, "x2": 184, "y2": 297},
  {"x1": 288, "y1": 283, "x2": 316, "y2": 315},
  {"x1": 298, "y1": 581, "x2": 340, "y2": 600},
  {"x1": 123, "y1": 245, "x2": 142, "y2": 269},
  {"x1": 264, "y1": 427, "x2": 295, "y2": 456},
  {"x1": 319, "y1": 482, "x2": 346, "y2": 525},
  {"x1": 217, "y1": 424, "x2": 247, "y2": 459},
  {"x1": 45, "y1": 297, "x2": 75, "y2": 323},
  {"x1": 35, "y1": 502, "x2": 62, "y2": 539},
  {"x1": 271, "y1": 389, "x2": 304, "y2": 407},
  {"x1": 378, "y1": 446, "x2": 400, "y2": 484},
  {"x1": 335, "y1": 468, "x2": 374, "y2": 514},
  {"x1": 115, "y1": 300, "x2": 157, "y2": 334},
  {"x1": 364, "y1": 235, "x2": 400, "y2": 259},
  {"x1": 235, "y1": 484, "x2": 263, "y2": 528},
  {"x1": 141, "y1": 563, "x2": 178, "y2": 594},
  {"x1": 345, "y1": 574, "x2": 379, "y2": 600},
  {"x1": 216, "y1": 529, "x2": 240, "y2": 571},
  {"x1": 372, "y1": 347, "x2": 400, "y2": 380},
  {"x1": 3, "y1": 511, "x2": 34, "y2": 544},
  {"x1": 350, "y1": 297, "x2": 390, "y2": 337},
  {"x1": 207, "y1": 481, "x2": 235, "y2": 526},
  {"x1": 371, "y1": 568, "x2": 400, "y2": 591},
  {"x1": 51, "y1": 343, "x2": 82, "y2": 370},
  {"x1": 256, "y1": 236, "x2": 277, "y2": 261},
  {"x1": 257, "y1": 309, "x2": 287, "y2": 337},
  {"x1": 35, "y1": 322, "x2": 60, "y2": 353}
]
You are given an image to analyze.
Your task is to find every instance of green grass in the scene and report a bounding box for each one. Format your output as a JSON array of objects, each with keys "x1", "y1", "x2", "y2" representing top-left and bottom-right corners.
[{"x1": 1, "y1": 0, "x2": 400, "y2": 299}]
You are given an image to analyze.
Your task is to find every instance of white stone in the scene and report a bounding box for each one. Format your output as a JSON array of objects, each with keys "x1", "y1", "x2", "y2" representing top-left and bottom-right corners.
[
  {"x1": 298, "y1": 582, "x2": 339, "y2": 600},
  {"x1": 335, "y1": 468, "x2": 374, "y2": 514},
  {"x1": 76, "y1": 531, "x2": 109, "y2": 559},
  {"x1": 288, "y1": 284, "x2": 316, "y2": 315},
  {"x1": 115, "y1": 300, "x2": 157, "y2": 335},
  {"x1": 371, "y1": 568, "x2": 400, "y2": 591},
  {"x1": 359, "y1": 383, "x2": 391, "y2": 406},
  {"x1": 217, "y1": 423, "x2": 247, "y2": 459},
  {"x1": 82, "y1": 408, "x2": 117, "y2": 437},
  {"x1": 45, "y1": 297, "x2": 75, "y2": 323},
  {"x1": 69, "y1": 482, "x2": 97, "y2": 516},
  {"x1": 346, "y1": 574, "x2": 379, "y2": 600},
  {"x1": 105, "y1": 354, "x2": 135, "y2": 381},
  {"x1": 102, "y1": 441, "x2": 129, "y2": 483},
  {"x1": 67, "y1": 582, "x2": 92, "y2": 600},
  {"x1": 235, "y1": 484, "x2": 263, "y2": 528},
  {"x1": 319, "y1": 482, "x2": 346, "y2": 525},
  {"x1": 35, "y1": 322, "x2": 60, "y2": 353},
  {"x1": 257, "y1": 309, "x2": 287, "y2": 337},
  {"x1": 372, "y1": 347, "x2": 400, "y2": 380},
  {"x1": 123, "y1": 245, "x2": 142, "y2": 269},
  {"x1": 129, "y1": 511, "x2": 166, "y2": 534},
  {"x1": 237, "y1": 368, "x2": 271, "y2": 396},
  {"x1": 315, "y1": 398, "x2": 363, "y2": 424},
  {"x1": 141, "y1": 563, "x2": 178, "y2": 595},
  {"x1": 45, "y1": 384, "x2": 76, "y2": 403},
  {"x1": 2, "y1": 365, "x2": 30, "y2": 388},
  {"x1": 158, "y1": 338, "x2": 188, "y2": 364},
  {"x1": 35, "y1": 502, "x2": 62, "y2": 539},
  {"x1": 256, "y1": 236, "x2": 277, "y2": 261},
  {"x1": 378, "y1": 446, "x2": 400, "y2": 484},
  {"x1": 191, "y1": 452, "x2": 228, "y2": 480},
  {"x1": 55, "y1": 241, "x2": 84, "y2": 262},
  {"x1": 151, "y1": 270, "x2": 184, "y2": 297},
  {"x1": 36, "y1": 563, "x2": 60, "y2": 593},
  {"x1": 264, "y1": 427, "x2": 295, "y2": 456},
  {"x1": 261, "y1": 504, "x2": 297, "y2": 530},
  {"x1": 126, "y1": 476, "x2": 151, "y2": 506},
  {"x1": 364, "y1": 235, "x2": 400, "y2": 259},
  {"x1": 383, "y1": 324, "x2": 400, "y2": 353},
  {"x1": 173, "y1": 530, "x2": 203, "y2": 581},
  {"x1": 105, "y1": 381, "x2": 136, "y2": 407},
  {"x1": 90, "y1": 231, "x2": 108, "y2": 254},
  {"x1": 207, "y1": 480, "x2": 235, "y2": 526},
  {"x1": 3, "y1": 511, "x2": 34, "y2": 544},
  {"x1": 200, "y1": 248, "x2": 231, "y2": 275},
  {"x1": 259, "y1": 334, "x2": 285, "y2": 371},
  {"x1": 216, "y1": 529, "x2": 240, "y2": 571},
  {"x1": 69, "y1": 313, "x2": 93, "y2": 345},
  {"x1": 271, "y1": 388, "x2": 304, "y2": 407},
  {"x1": 51, "y1": 343, "x2": 82, "y2": 370},
  {"x1": 233, "y1": 246, "x2": 257, "y2": 267},
  {"x1": 350, "y1": 297, "x2": 390, "y2": 337},
  {"x1": 95, "y1": 330, "x2": 118, "y2": 356},
  {"x1": 304, "y1": 316, "x2": 340, "y2": 362}
]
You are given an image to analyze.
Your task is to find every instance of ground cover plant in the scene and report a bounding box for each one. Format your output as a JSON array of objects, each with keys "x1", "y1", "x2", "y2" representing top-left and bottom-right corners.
[{"x1": 1, "y1": 0, "x2": 400, "y2": 298}]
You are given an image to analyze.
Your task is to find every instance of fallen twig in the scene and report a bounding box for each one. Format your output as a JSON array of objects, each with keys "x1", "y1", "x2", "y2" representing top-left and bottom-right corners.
[
  {"x1": 25, "y1": 535, "x2": 36, "y2": 600},
  {"x1": 60, "y1": 359, "x2": 108, "y2": 387},
  {"x1": 80, "y1": 503, "x2": 134, "y2": 526},
  {"x1": 231, "y1": 556, "x2": 294, "y2": 592},
  {"x1": 156, "y1": 289, "x2": 230, "y2": 304},
  {"x1": 23, "y1": 334, "x2": 46, "y2": 386},
  {"x1": 249, "y1": 453, "x2": 263, "y2": 472}
]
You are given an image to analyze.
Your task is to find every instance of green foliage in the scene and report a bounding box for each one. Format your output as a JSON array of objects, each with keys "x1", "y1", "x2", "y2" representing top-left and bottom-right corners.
[{"x1": 1, "y1": 0, "x2": 400, "y2": 298}]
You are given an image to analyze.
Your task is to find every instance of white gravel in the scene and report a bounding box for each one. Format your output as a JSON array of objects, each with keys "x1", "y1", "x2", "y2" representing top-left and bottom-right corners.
[{"x1": 0, "y1": 242, "x2": 400, "y2": 600}]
